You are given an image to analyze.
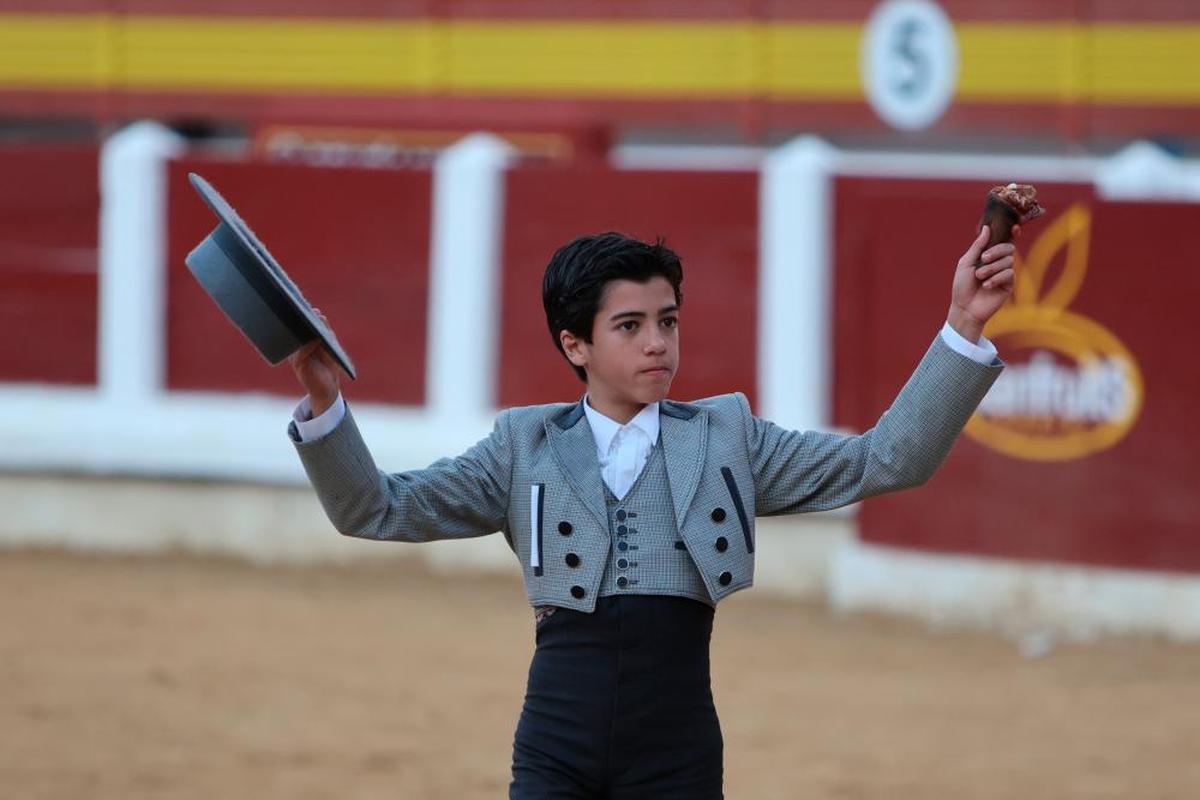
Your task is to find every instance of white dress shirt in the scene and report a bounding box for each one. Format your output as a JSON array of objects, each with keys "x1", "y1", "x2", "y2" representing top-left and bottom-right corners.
[
  {"x1": 938, "y1": 319, "x2": 998, "y2": 365},
  {"x1": 582, "y1": 397, "x2": 660, "y2": 500},
  {"x1": 292, "y1": 392, "x2": 347, "y2": 442},
  {"x1": 292, "y1": 323, "x2": 998, "y2": 445}
]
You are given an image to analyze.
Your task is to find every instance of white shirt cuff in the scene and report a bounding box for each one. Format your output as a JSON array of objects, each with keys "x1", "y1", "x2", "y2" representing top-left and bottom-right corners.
[
  {"x1": 939, "y1": 321, "x2": 998, "y2": 365},
  {"x1": 292, "y1": 393, "x2": 346, "y2": 442}
]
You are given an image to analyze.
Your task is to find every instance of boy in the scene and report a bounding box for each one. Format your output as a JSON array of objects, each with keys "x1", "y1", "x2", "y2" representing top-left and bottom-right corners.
[{"x1": 287, "y1": 225, "x2": 1016, "y2": 798}]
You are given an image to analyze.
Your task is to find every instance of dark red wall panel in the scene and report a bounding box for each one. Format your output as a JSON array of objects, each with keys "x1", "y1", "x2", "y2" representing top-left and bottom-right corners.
[
  {"x1": 0, "y1": 144, "x2": 98, "y2": 385},
  {"x1": 832, "y1": 176, "x2": 1199, "y2": 573},
  {"x1": 498, "y1": 166, "x2": 758, "y2": 408},
  {"x1": 165, "y1": 158, "x2": 431, "y2": 404}
]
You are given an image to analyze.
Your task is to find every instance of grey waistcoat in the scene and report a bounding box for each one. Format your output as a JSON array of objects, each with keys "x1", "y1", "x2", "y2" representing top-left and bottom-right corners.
[{"x1": 596, "y1": 440, "x2": 711, "y2": 606}]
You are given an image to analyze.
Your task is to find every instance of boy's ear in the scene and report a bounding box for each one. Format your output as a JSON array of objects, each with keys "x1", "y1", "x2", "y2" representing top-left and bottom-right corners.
[{"x1": 559, "y1": 329, "x2": 588, "y2": 367}]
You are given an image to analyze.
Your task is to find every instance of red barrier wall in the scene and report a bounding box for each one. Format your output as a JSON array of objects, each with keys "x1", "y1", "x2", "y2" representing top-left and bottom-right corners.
[
  {"x1": 497, "y1": 166, "x2": 759, "y2": 408},
  {"x1": 832, "y1": 176, "x2": 1198, "y2": 572},
  {"x1": 0, "y1": 144, "x2": 98, "y2": 385},
  {"x1": 165, "y1": 158, "x2": 432, "y2": 404}
]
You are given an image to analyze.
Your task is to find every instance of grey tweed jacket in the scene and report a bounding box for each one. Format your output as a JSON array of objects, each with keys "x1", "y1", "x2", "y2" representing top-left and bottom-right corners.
[{"x1": 291, "y1": 334, "x2": 1002, "y2": 612}]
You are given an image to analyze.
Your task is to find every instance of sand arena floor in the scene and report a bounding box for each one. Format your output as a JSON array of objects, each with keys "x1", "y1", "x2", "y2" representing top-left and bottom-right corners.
[{"x1": 3, "y1": 549, "x2": 1199, "y2": 799}]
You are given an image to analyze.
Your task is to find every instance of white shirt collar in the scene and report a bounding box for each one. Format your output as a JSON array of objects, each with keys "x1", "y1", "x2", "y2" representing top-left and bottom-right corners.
[{"x1": 582, "y1": 396, "x2": 660, "y2": 455}]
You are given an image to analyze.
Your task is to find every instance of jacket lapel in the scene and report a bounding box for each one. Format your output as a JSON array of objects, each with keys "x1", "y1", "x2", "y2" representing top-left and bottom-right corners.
[
  {"x1": 544, "y1": 400, "x2": 610, "y2": 532},
  {"x1": 659, "y1": 400, "x2": 708, "y2": 526}
]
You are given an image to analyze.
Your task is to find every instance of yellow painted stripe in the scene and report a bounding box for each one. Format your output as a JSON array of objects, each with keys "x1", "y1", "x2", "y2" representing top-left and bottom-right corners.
[
  {"x1": 119, "y1": 18, "x2": 437, "y2": 92},
  {"x1": 446, "y1": 22, "x2": 761, "y2": 96},
  {"x1": 0, "y1": 14, "x2": 1197, "y2": 105},
  {"x1": 765, "y1": 23, "x2": 861, "y2": 97},
  {"x1": 956, "y1": 23, "x2": 1200, "y2": 104},
  {"x1": 956, "y1": 24, "x2": 1086, "y2": 102},
  {"x1": 1089, "y1": 24, "x2": 1200, "y2": 103},
  {"x1": 0, "y1": 14, "x2": 113, "y2": 87}
]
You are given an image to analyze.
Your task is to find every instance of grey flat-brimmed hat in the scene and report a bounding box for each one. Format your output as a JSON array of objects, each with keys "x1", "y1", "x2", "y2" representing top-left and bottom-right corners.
[{"x1": 184, "y1": 172, "x2": 356, "y2": 379}]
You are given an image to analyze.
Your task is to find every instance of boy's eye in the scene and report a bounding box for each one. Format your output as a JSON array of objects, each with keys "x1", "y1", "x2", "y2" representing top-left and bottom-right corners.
[
  {"x1": 662, "y1": 317, "x2": 678, "y2": 328},
  {"x1": 618, "y1": 320, "x2": 637, "y2": 331}
]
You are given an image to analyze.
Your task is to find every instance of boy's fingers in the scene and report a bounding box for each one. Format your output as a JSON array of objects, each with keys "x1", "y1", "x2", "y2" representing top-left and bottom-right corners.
[
  {"x1": 975, "y1": 255, "x2": 1014, "y2": 279},
  {"x1": 983, "y1": 268, "x2": 1014, "y2": 290},
  {"x1": 962, "y1": 225, "x2": 990, "y2": 267},
  {"x1": 316, "y1": 344, "x2": 338, "y2": 368},
  {"x1": 289, "y1": 340, "x2": 321, "y2": 364},
  {"x1": 980, "y1": 242, "x2": 1016, "y2": 263}
]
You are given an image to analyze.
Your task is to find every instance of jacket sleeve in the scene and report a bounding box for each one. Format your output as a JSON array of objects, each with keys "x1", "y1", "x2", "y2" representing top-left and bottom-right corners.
[
  {"x1": 290, "y1": 405, "x2": 512, "y2": 542},
  {"x1": 739, "y1": 334, "x2": 1003, "y2": 516}
]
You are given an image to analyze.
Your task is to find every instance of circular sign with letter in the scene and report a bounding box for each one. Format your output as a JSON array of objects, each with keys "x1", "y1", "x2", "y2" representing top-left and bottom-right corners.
[{"x1": 861, "y1": 0, "x2": 958, "y2": 130}]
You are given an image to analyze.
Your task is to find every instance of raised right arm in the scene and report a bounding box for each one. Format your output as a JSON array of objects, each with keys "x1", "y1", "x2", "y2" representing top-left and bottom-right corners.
[{"x1": 291, "y1": 404, "x2": 513, "y2": 542}]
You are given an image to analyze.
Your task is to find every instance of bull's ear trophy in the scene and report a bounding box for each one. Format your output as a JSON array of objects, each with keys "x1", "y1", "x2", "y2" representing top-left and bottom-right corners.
[{"x1": 967, "y1": 204, "x2": 1144, "y2": 462}]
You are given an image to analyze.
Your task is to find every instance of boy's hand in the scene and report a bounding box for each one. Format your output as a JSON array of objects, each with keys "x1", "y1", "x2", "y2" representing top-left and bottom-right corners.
[
  {"x1": 288, "y1": 309, "x2": 341, "y2": 416},
  {"x1": 947, "y1": 224, "x2": 1019, "y2": 343}
]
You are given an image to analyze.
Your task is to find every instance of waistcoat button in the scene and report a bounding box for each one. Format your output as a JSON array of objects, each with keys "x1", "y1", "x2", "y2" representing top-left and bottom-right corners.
[
  {"x1": 711, "y1": 508, "x2": 727, "y2": 522},
  {"x1": 617, "y1": 524, "x2": 628, "y2": 535},
  {"x1": 616, "y1": 577, "x2": 628, "y2": 588},
  {"x1": 617, "y1": 541, "x2": 629, "y2": 552},
  {"x1": 718, "y1": 571, "x2": 732, "y2": 586},
  {"x1": 570, "y1": 585, "x2": 586, "y2": 599},
  {"x1": 715, "y1": 536, "x2": 729, "y2": 552},
  {"x1": 616, "y1": 510, "x2": 627, "y2": 521},
  {"x1": 565, "y1": 553, "x2": 580, "y2": 568},
  {"x1": 558, "y1": 521, "x2": 572, "y2": 536},
  {"x1": 617, "y1": 558, "x2": 628, "y2": 569}
]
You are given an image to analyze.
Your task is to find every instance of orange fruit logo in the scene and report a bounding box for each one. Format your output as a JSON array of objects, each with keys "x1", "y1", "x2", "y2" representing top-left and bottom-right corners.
[{"x1": 964, "y1": 204, "x2": 1144, "y2": 461}]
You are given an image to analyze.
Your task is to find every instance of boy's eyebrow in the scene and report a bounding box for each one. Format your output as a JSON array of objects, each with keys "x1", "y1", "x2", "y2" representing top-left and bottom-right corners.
[{"x1": 608, "y1": 304, "x2": 680, "y2": 323}]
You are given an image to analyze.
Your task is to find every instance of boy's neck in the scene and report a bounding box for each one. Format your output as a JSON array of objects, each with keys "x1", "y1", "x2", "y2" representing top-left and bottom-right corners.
[{"x1": 584, "y1": 391, "x2": 647, "y2": 426}]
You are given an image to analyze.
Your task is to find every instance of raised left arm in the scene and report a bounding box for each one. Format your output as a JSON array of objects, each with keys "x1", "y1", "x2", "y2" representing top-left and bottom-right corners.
[
  {"x1": 739, "y1": 334, "x2": 1002, "y2": 516},
  {"x1": 743, "y1": 225, "x2": 1019, "y2": 515}
]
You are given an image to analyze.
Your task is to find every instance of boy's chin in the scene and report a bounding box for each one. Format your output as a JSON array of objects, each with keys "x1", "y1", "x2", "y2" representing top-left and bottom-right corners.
[{"x1": 632, "y1": 383, "x2": 673, "y2": 404}]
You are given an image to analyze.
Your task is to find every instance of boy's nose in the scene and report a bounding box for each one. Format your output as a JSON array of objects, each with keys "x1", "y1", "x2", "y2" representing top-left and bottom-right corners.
[{"x1": 644, "y1": 333, "x2": 667, "y2": 354}]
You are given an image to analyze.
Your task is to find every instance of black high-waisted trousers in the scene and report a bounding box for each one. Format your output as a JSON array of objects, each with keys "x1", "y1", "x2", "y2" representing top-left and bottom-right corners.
[{"x1": 509, "y1": 594, "x2": 723, "y2": 799}]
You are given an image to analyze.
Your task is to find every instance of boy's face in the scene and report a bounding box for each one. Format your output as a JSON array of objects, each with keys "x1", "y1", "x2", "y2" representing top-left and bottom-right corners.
[{"x1": 561, "y1": 277, "x2": 680, "y2": 416}]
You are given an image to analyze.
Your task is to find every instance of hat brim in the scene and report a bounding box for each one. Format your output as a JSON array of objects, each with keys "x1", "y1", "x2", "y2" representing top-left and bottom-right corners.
[{"x1": 184, "y1": 172, "x2": 357, "y2": 380}]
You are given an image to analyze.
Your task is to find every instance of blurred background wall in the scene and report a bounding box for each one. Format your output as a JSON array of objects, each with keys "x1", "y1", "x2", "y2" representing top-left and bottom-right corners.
[
  {"x1": 1, "y1": 0, "x2": 1198, "y2": 637},
  {"x1": 2, "y1": 0, "x2": 1197, "y2": 150}
]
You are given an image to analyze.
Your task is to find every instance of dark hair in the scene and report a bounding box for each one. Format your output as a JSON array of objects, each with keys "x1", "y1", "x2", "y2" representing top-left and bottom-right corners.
[{"x1": 542, "y1": 231, "x2": 684, "y2": 383}]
